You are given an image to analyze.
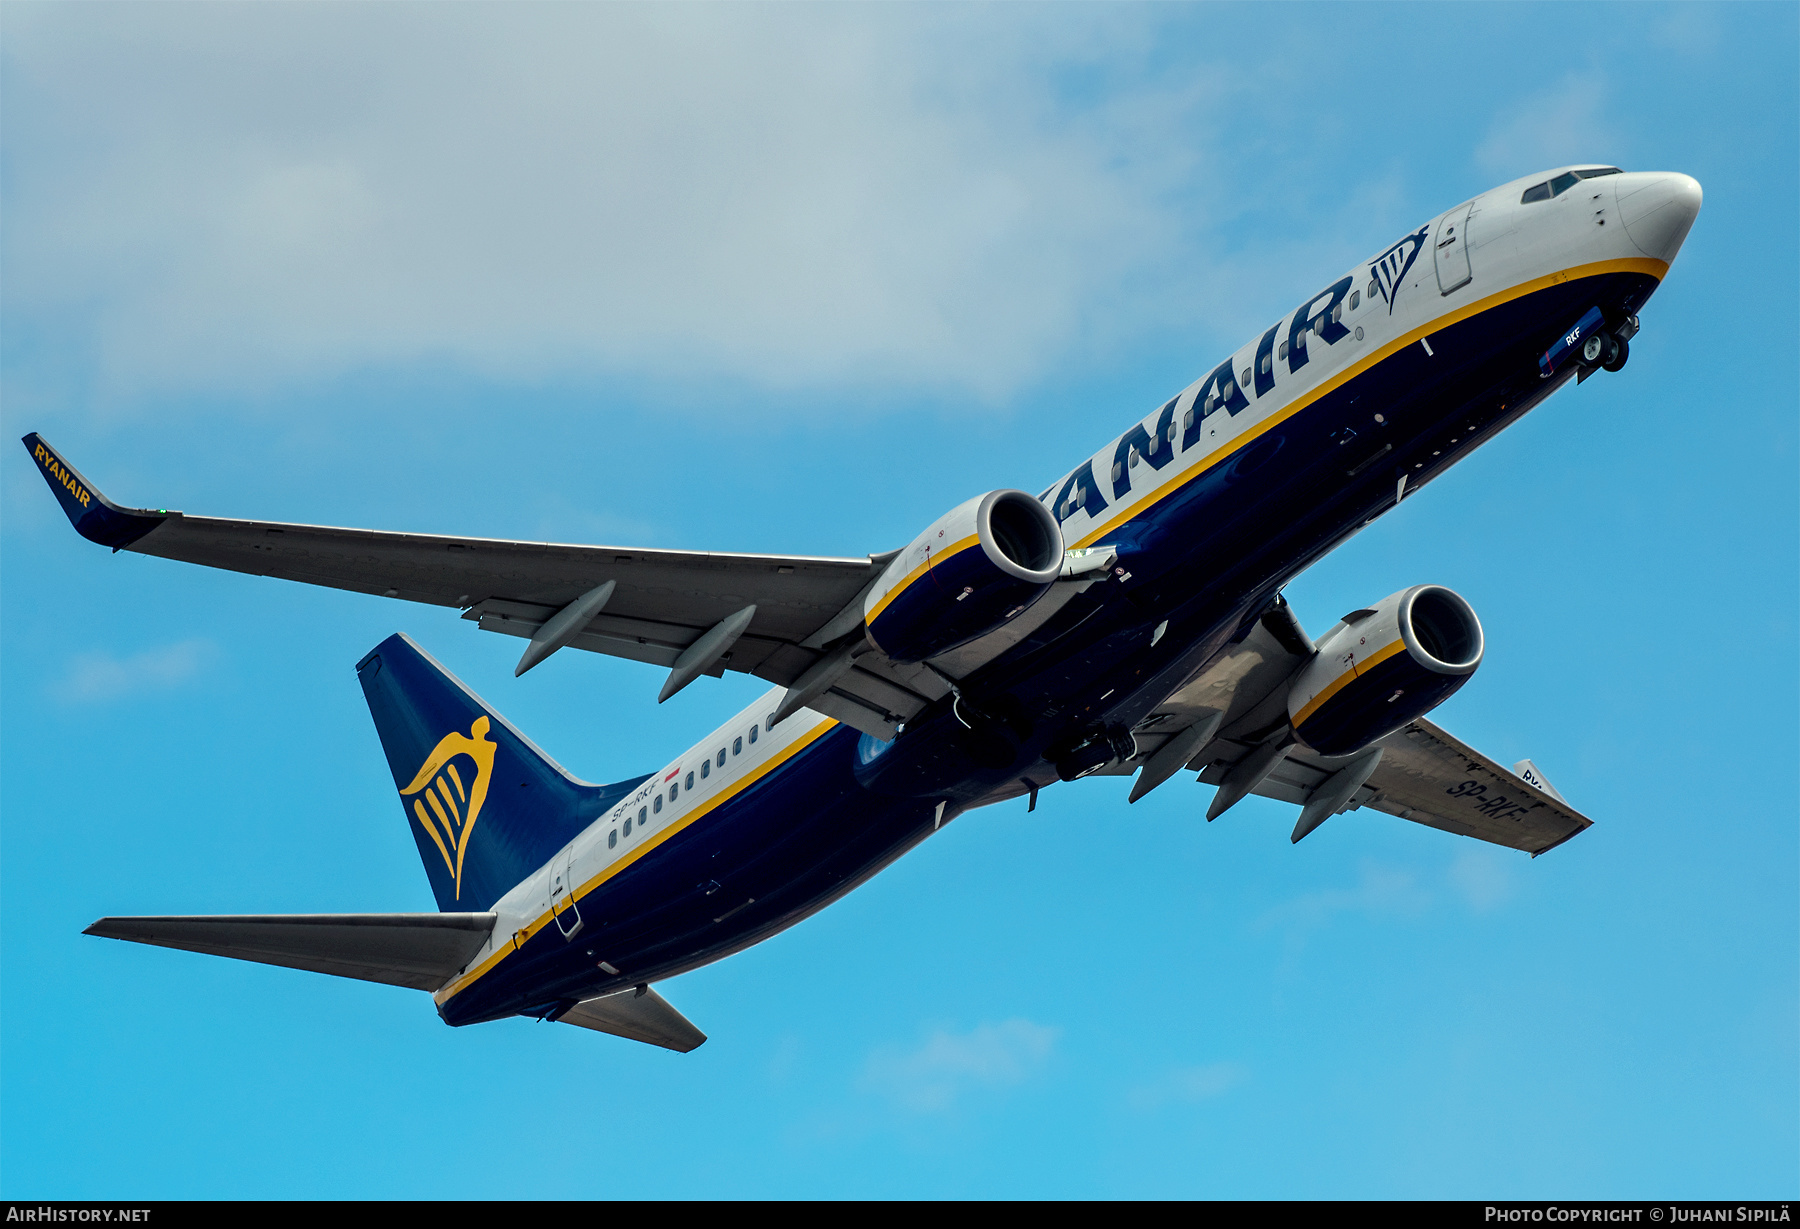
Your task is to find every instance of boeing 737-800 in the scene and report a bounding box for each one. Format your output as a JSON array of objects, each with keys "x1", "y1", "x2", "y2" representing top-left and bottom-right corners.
[{"x1": 26, "y1": 164, "x2": 1701, "y2": 1051}]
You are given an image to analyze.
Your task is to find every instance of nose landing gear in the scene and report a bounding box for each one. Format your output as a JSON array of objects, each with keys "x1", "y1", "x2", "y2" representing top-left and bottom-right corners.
[
  {"x1": 1581, "y1": 330, "x2": 1630, "y2": 372},
  {"x1": 1579, "y1": 313, "x2": 1639, "y2": 374}
]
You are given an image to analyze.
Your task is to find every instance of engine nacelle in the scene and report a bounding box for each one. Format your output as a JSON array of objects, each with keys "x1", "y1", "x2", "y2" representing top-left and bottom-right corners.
[
  {"x1": 1286, "y1": 585, "x2": 1484, "y2": 756},
  {"x1": 864, "y1": 490, "x2": 1063, "y2": 663}
]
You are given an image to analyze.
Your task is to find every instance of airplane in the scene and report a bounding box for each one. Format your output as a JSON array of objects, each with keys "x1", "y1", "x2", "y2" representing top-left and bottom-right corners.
[{"x1": 24, "y1": 164, "x2": 1702, "y2": 1052}]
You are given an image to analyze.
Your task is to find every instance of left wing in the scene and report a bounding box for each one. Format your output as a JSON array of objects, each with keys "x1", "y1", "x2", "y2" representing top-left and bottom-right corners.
[
  {"x1": 1203, "y1": 716, "x2": 1592, "y2": 855},
  {"x1": 1123, "y1": 601, "x2": 1592, "y2": 854}
]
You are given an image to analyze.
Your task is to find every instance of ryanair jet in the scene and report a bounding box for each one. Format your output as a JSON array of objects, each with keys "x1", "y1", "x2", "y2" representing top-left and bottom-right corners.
[{"x1": 25, "y1": 165, "x2": 1701, "y2": 1052}]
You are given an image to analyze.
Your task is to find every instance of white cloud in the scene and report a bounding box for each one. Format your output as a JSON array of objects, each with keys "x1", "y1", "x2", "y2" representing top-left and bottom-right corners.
[
  {"x1": 1474, "y1": 74, "x2": 1619, "y2": 181},
  {"x1": 1649, "y1": 6, "x2": 1723, "y2": 56},
  {"x1": 2, "y1": 6, "x2": 1218, "y2": 406},
  {"x1": 56, "y1": 639, "x2": 213, "y2": 703},
  {"x1": 1127, "y1": 1061, "x2": 1248, "y2": 1111},
  {"x1": 1448, "y1": 846, "x2": 1515, "y2": 913},
  {"x1": 1257, "y1": 859, "x2": 1433, "y2": 933},
  {"x1": 860, "y1": 1018, "x2": 1058, "y2": 1113},
  {"x1": 1260, "y1": 849, "x2": 1518, "y2": 935}
]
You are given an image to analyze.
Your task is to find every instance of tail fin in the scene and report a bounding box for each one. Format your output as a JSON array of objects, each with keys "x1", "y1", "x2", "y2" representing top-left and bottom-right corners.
[{"x1": 357, "y1": 633, "x2": 650, "y2": 912}]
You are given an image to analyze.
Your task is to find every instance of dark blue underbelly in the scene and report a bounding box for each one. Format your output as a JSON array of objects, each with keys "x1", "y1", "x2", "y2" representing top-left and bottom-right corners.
[
  {"x1": 442, "y1": 725, "x2": 940, "y2": 1025},
  {"x1": 445, "y1": 268, "x2": 1658, "y2": 1026}
]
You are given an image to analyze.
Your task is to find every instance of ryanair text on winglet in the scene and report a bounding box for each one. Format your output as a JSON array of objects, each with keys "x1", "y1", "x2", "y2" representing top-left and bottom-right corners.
[{"x1": 33, "y1": 441, "x2": 92, "y2": 510}]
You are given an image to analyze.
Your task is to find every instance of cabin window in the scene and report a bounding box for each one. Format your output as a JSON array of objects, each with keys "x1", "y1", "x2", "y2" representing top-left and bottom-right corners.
[
  {"x1": 701, "y1": 760, "x2": 710, "y2": 779},
  {"x1": 608, "y1": 829, "x2": 617, "y2": 849},
  {"x1": 1259, "y1": 353, "x2": 1272, "y2": 375},
  {"x1": 1349, "y1": 290, "x2": 1359, "y2": 310},
  {"x1": 733, "y1": 737, "x2": 742, "y2": 755},
  {"x1": 1368, "y1": 280, "x2": 1378, "y2": 300},
  {"x1": 717, "y1": 749, "x2": 727, "y2": 767},
  {"x1": 669, "y1": 782, "x2": 679, "y2": 802},
  {"x1": 654, "y1": 795, "x2": 663, "y2": 813},
  {"x1": 1241, "y1": 368, "x2": 1252, "y2": 388},
  {"x1": 1278, "y1": 341, "x2": 1289, "y2": 360},
  {"x1": 624, "y1": 817, "x2": 632, "y2": 836},
  {"x1": 638, "y1": 807, "x2": 647, "y2": 824},
  {"x1": 749, "y1": 725, "x2": 758, "y2": 745},
  {"x1": 685, "y1": 771, "x2": 695, "y2": 790}
]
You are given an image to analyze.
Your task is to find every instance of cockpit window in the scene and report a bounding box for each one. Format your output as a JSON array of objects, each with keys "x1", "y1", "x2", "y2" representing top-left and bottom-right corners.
[{"x1": 1522, "y1": 167, "x2": 1623, "y2": 203}]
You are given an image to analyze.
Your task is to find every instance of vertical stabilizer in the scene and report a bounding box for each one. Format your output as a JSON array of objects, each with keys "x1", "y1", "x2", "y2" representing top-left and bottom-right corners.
[{"x1": 357, "y1": 633, "x2": 650, "y2": 912}]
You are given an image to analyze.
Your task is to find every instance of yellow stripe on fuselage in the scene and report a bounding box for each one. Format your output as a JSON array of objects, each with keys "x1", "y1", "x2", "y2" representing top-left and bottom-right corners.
[
  {"x1": 1291, "y1": 638, "x2": 1409, "y2": 729},
  {"x1": 864, "y1": 533, "x2": 982, "y2": 626},
  {"x1": 434, "y1": 715, "x2": 843, "y2": 1006},
  {"x1": 1069, "y1": 256, "x2": 1667, "y2": 550}
]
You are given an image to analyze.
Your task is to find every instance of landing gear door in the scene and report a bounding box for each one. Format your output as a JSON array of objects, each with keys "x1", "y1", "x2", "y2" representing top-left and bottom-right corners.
[
  {"x1": 549, "y1": 845, "x2": 583, "y2": 940},
  {"x1": 1434, "y1": 203, "x2": 1473, "y2": 295}
]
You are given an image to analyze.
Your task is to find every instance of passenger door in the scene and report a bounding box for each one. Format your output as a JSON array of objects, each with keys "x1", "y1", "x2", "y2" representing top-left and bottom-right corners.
[
  {"x1": 1434, "y1": 203, "x2": 1473, "y2": 295},
  {"x1": 548, "y1": 845, "x2": 583, "y2": 940}
]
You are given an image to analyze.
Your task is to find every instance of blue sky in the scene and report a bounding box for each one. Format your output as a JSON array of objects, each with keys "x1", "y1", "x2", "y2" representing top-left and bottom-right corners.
[{"x1": 2, "y1": 2, "x2": 1794, "y2": 1199}]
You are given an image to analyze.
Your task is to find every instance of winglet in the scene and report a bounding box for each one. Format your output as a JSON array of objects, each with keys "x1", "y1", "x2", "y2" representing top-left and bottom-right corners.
[{"x1": 21, "y1": 433, "x2": 170, "y2": 549}]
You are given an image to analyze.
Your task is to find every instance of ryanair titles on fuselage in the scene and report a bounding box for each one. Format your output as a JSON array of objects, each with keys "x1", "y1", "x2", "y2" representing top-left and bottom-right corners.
[{"x1": 1046, "y1": 218, "x2": 1439, "y2": 542}]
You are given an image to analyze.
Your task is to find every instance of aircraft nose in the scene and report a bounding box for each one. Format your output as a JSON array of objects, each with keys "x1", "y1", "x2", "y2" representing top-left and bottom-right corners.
[{"x1": 1616, "y1": 172, "x2": 1702, "y2": 263}]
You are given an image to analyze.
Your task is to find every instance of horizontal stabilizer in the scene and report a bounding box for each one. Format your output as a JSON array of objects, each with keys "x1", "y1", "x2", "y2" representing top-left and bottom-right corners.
[
  {"x1": 558, "y1": 985, "x2": 707, "y2": 1052},
  {"x1": 84, "y1": 913, "x2": 496, "y2": 992}
]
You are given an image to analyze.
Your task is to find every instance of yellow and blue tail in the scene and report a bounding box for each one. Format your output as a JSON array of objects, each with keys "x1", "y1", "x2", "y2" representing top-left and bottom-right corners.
[{"x1": 356, "y1": 633, "x2": 650, "y2": 913}]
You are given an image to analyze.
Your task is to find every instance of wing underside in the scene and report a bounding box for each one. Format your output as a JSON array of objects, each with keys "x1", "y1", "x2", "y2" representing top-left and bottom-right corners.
[
  {"x1": 1120, "y1": 606, "x2": 1592, "y2": 854},
  {"x1": 23, "y1": 432, "x2": 955, "y2": 737}
]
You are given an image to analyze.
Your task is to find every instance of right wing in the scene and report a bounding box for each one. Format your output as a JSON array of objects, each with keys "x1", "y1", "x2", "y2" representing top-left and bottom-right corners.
[{"x1": 23, "y1": 432, "x2": 942, "y2": 738}]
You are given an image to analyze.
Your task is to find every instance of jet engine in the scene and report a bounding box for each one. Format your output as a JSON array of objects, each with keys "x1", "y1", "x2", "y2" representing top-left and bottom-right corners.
[
  {"x1": 863, "y1": 490, "x2": 1064, "y2": 663},
  {"x1": 1286, "y1": 585, "x2": 1484, "y2": 756}
]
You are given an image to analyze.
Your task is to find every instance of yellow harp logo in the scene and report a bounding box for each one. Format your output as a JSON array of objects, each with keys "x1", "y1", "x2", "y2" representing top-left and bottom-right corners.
[{"x1": 400, "y1": 716, "x2": 497, "y2": 901}]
